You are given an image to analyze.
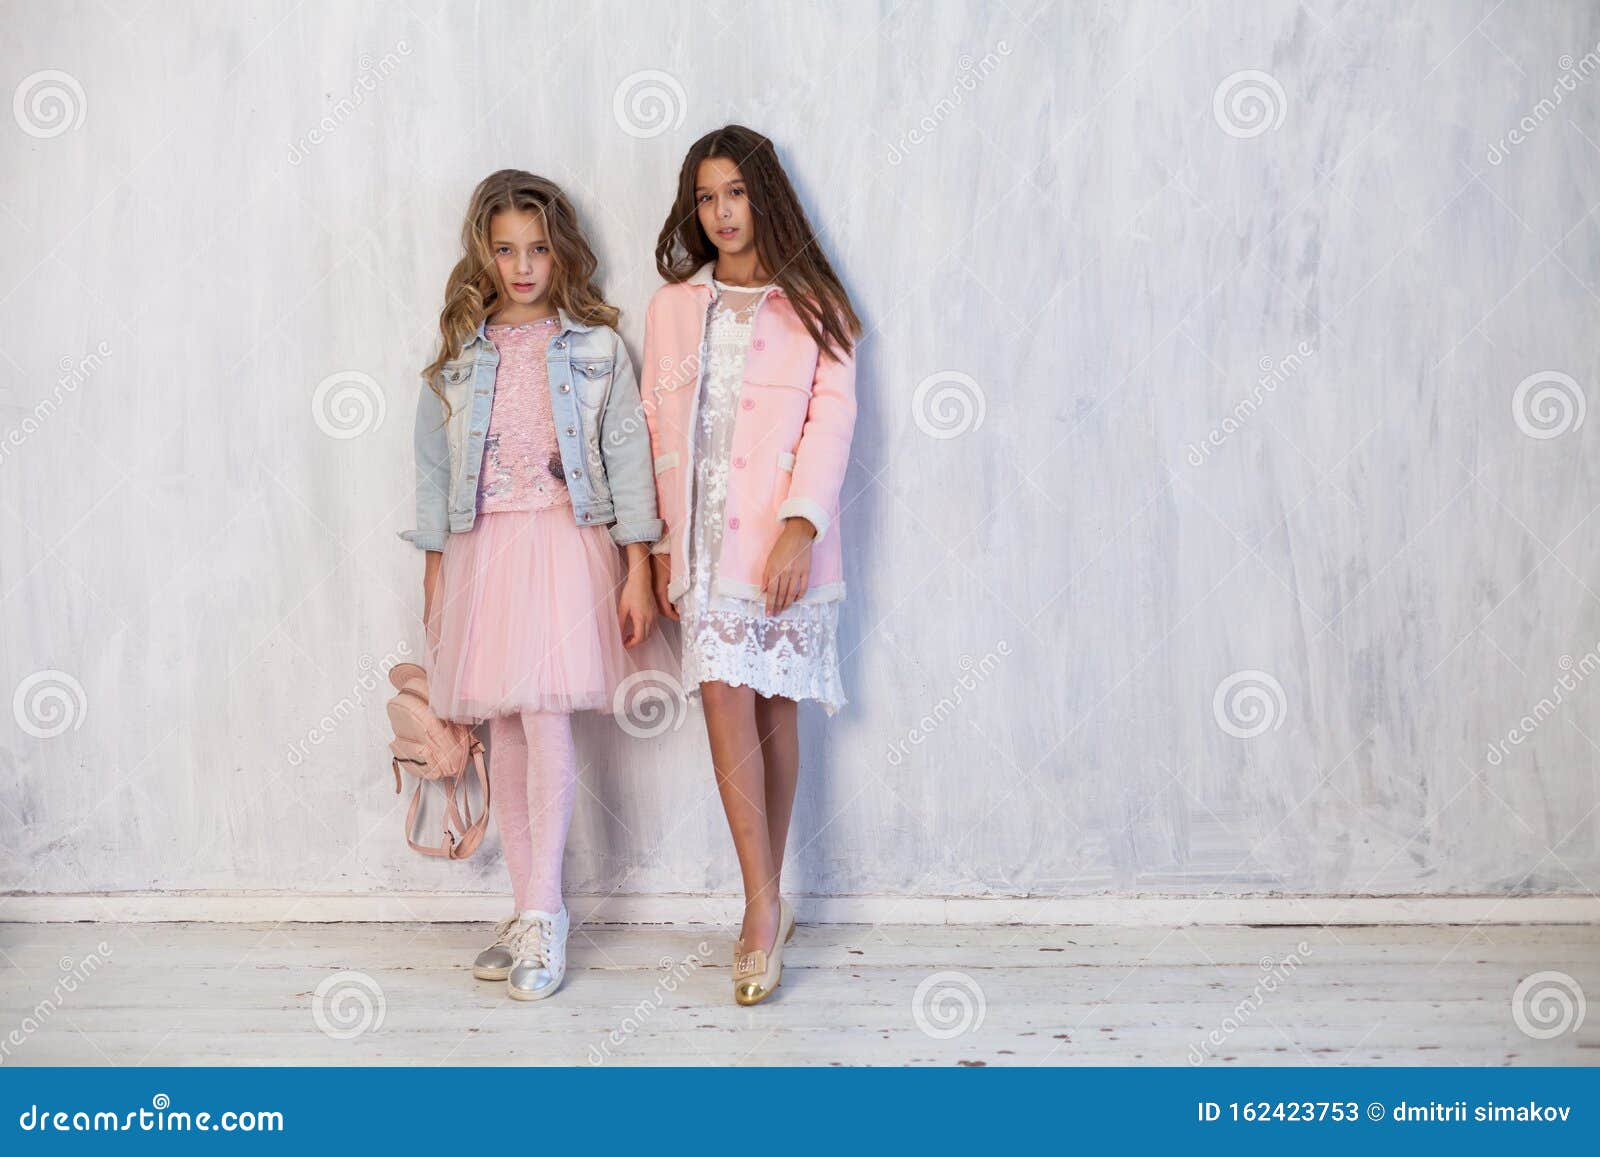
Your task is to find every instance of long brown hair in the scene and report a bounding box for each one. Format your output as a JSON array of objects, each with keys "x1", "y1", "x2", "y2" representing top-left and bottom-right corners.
[
  {"x1": 655, "y1": 125, "x2": 860, "y2": 360},
  {"x1": 423, "y1": 170, "x2": 618, "y2": 410}
]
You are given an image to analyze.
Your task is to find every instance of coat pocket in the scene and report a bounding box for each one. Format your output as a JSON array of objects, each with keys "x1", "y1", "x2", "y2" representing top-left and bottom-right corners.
[{"x1": 773, "y1": 449, "x2": 796, "y2": 509}]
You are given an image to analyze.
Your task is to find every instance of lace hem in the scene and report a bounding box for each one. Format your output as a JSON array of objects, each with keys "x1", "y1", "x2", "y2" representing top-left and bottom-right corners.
[{"x1": 679, "y1": 597, "x2": 846, "y2": 715}]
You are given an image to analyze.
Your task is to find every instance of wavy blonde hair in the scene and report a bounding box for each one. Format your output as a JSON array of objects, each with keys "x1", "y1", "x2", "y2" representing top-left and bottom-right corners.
[{"x1": 422, "y1": 170, "x2": 618, "y2": 412}]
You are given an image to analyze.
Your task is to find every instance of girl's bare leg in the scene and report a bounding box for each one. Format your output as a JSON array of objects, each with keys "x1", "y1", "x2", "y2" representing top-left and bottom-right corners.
[
  {"x1": 753, "y1": 693, "x2": 800, "y2": 895},
  {"x1": 699, "y1": 680, "x2": 781, "y2": 950}
]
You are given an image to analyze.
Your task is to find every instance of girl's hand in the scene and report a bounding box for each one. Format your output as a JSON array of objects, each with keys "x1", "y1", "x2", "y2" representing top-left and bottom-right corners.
[
  {"x1": 651, "y1": 552, "x2": 680, "y2": 622},
  {"x1": 618, "y1": 544, "x2": 658, "y2": 647},
  {"x1": 762, "y1": 518, "x2": 816, "y2": 615}
]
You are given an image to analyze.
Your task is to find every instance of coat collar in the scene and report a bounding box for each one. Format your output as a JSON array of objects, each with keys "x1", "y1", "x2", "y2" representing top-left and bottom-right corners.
[{"x1": 687, "y1": 260, "x2": 785, "y2": 297}]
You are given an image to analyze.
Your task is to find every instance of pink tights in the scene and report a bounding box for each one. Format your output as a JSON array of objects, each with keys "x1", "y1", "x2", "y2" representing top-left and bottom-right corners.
[{"x1": 485, "y1": 711, "x2": 576, "y2": 913}]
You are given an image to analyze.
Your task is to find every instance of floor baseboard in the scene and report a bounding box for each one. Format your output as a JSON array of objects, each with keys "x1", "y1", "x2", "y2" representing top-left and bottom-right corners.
[{"x1": 3, "y1": 892, "x2": 1596, "y2": 925}]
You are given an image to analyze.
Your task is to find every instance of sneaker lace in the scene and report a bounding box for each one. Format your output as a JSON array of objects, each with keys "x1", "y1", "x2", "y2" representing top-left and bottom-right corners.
[
  {"x1": 509, "y1": 917, "x2": 554, "y2": 967},
  {"x1": 489, "y1": 914, "x2": 521, "y2": 947}
]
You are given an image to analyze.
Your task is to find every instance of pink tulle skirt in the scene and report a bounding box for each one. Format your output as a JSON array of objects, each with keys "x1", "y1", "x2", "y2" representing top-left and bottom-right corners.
[{"x1": 424, "y1": 504, "x2": 679, "y2": 723}]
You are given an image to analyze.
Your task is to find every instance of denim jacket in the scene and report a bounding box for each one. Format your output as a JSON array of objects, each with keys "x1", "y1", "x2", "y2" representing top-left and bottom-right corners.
[{"x1": 398, "y1": 308, "x2": 663, "y2": 552}]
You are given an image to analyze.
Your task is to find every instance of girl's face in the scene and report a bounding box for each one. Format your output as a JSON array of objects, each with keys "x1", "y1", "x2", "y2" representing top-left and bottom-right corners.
[
  {"x1": 489, "y1": 208, "x2": 556, "y2": 307},
  {"x1": 695, "y1": 156, "x2": 756, "y2": 256}
]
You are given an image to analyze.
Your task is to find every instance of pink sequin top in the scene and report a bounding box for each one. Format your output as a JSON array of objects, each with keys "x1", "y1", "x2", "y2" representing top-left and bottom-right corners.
[{"x1": 477, "y1": 317, "x2": 569, "y2": 514}]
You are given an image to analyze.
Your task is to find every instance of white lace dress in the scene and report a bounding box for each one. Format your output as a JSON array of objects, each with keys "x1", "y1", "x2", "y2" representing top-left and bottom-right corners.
[{"x1": 676, "y1": 280, "x2": 846, "y2": 715}]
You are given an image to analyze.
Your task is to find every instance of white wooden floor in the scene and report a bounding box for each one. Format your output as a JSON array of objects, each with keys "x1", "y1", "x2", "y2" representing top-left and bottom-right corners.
[{"x1": 2, "y1": 921, "x2": 1596, "y2": 1065}]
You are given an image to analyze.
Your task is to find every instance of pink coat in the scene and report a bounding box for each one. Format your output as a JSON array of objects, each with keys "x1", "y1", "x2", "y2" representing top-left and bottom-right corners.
[{"x1": 642, "y1": 262, "x2": 857, "y2": 606}]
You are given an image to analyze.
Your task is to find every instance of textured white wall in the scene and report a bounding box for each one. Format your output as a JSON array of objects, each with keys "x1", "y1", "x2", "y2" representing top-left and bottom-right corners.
[{"x1": 3, "y1": 1, "x2": 1598, "y2": 903}]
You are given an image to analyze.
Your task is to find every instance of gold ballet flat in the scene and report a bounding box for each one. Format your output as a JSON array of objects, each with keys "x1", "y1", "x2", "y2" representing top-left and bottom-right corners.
[{"x1": 733, "y1": 898, "x2": 796, "y2": 1006}]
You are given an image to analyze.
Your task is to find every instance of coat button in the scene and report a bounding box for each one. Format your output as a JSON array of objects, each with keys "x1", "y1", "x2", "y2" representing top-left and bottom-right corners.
[
  {"x1": 728, "y1": 516, "x2": 740, "y2": 530},
  {"x1": 733, "y1": 456, "x2": 746, "y2": 468},
  {"x1": 753, "y1": 338, "x2": 766, "y2": 351},
  {"x1": 741, "y1": 398, "x2": 755, "y2": 410}
]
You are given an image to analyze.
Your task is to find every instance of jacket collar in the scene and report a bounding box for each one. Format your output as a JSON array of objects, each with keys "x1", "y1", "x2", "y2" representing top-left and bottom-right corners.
[
  {"x1": 471, "y1": 306, "x2": 594, "y2": 343},
  {"x1": 687, "y1": 260, "x2": 785, "y2": 297}
]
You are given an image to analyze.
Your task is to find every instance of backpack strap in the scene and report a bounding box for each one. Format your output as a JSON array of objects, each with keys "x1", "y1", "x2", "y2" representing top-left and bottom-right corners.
[
  {"x1": 447, "y1": 742, "x2": 491, "y2": 859},
  {"x1": 398, "y1": 740, "x2": 491, "y2": 860}
]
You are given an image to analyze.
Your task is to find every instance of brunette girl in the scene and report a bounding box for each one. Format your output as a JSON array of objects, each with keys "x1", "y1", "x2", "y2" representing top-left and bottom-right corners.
[{"x1": 641, "y1": 126, "x2": 861, "y2": 1005}]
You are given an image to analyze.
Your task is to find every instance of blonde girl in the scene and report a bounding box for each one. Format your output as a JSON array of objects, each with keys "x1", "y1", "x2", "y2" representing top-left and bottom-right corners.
[{"x1": 400, "y1": 170, "x2": 674, "y2": 1001}]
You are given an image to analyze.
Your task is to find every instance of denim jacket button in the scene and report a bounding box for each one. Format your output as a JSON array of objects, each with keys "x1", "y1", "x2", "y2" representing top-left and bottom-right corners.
[
  {"x1": 560, "y1": 383, "x2": 570, "y2": 393},
  {"x1": 554, "y1": 339, "x2": 566, "y2": 350},
  {"x1": 581, "y1": 512, "x2": 591, "y2": 521},
  {"x1": 741, "y1": 398, "x2": 755, "y2": 411},
  {"x1": 571, "y1": 469, "x2": 582, "y2": 479},
  {"x1": 565, "y1": 427, "x2": 575, "y2": 436}
]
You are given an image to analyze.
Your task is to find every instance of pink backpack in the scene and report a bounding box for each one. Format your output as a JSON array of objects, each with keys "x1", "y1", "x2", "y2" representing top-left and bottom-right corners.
[{"x1": 384, "y1": 662, "x2": 490, "y2": 859}]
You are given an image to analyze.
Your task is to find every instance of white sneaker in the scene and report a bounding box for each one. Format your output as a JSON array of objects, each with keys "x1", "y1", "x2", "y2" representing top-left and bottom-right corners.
[{"x1": 506, "y1": 906, "x2": 569, "y2": 1001}]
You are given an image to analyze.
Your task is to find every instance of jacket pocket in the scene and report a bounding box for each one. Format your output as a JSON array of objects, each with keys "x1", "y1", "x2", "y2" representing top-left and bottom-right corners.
[{"x1": 571, "y1": 357, "x2": 614, "y2": 407}]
